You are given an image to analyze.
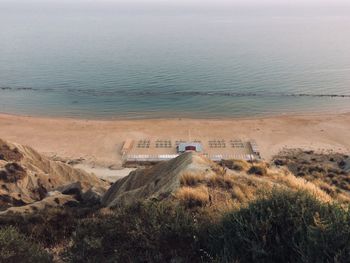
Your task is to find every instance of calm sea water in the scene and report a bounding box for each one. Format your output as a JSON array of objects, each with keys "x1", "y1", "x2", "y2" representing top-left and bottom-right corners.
[{"x1": 1, "y1": 2, "x2": 350, "y2": 119}]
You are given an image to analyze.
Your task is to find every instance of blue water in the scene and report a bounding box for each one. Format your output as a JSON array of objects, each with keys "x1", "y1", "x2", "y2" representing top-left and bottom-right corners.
[{"x1": 1, "y1": 2, "x2": 350, "y2": 119}]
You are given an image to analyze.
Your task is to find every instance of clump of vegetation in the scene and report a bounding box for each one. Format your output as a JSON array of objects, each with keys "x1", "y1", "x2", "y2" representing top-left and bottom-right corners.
[
  {"x1": 207, "y1": 174, "x2": 234, "y2": 189},
  {"x1": 64, "y1": 190, "x2": 350, "y2": 263},
  {"x1": 180, "y1": 172, "x2": 206, "y2": 186},
  {"x1": 248, "y1": 165, "x2": 267, "y2": 176},
  {"x1": 231, "y1": 185, "x2": 247, "y2": 202},
  {"x1": 1, "y1": 147, "x2": 350, "y2": 262},
  {"x1": 65, "y1": 202, "x2": 209, "y2": 263},
  {"x1": 0, "y1": 205, "x2": 97, "y2": 248},
  {"x1": 273, "y1": 150, "x2": 350, "y2": 200},
  {"x1": 221, "y1": 159, "x2": 250, "y2": 171},
  {"x1": 175, "y1": 186, "x2": 209, "y2": 208},
  {"x1": 0, "y1": 226, "x2": 51, "y2": 263},
  {"x1": 207, "y1": 190, "x2": 350, "y2": 263},
  {"x1": 2, "y1": 189, "x2": 349, "y2": 263}
]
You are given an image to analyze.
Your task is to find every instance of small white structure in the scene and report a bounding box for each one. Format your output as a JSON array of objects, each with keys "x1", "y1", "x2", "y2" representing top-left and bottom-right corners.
[{"x1": 177, "y1": 142, "x2": 203, "y2": 153}]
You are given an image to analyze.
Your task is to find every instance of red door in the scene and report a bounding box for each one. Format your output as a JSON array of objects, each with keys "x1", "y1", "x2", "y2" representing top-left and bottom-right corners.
[{"x1": 185, "y1": 146, "x2": 196, "y2": 151}]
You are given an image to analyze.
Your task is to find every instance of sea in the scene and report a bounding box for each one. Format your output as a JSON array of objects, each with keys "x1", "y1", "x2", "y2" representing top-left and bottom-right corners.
[{"x1": 1, "y1": 1, "x2": 350, "y2": 119}]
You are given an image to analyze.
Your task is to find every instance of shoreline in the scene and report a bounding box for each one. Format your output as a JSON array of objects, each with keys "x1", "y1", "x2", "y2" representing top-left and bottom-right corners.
[
  {"x1": 1, "y1": 112, "x2": 349, "y2": 179},
  {"x1": 1, "y1": 109, "x2": 350, "y2": 122}
]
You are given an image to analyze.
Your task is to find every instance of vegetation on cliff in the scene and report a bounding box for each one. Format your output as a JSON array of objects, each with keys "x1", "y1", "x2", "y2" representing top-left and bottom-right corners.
[{"x1": 1, "y1": 140, "x2": 350, "y2": 262}]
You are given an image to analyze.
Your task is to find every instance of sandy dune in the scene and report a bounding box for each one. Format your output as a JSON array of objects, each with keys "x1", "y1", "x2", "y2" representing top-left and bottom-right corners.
[
  {"x1": 0, "y1": 113, "x2": 349, "y2": 170},
  {"x1": 0, "y1": 138, "x2": 109, "y2": 211}
]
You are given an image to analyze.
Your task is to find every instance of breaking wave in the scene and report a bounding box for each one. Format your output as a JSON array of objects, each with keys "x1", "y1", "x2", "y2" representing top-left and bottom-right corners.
[{"x1": 1, "y1": 86, "x2": 350, "y2": 98}]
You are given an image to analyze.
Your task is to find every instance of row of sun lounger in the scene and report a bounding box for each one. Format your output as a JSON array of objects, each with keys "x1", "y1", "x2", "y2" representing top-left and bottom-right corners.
[
  {"x1": 136, "y1": 139, "x2": 248, "y2": 149},
  {"x1": 209, "y1": 140, "x2": 226, "y2": 148},
  {"x1": 155, "y1": 140, "x2": 172, "y2": 148},
  {"x1": 125, "y1": 153, "x2": 258, "y2": 162},
  {"x1": 137, "y1": 140, "x2": 151, "y2": 148}
]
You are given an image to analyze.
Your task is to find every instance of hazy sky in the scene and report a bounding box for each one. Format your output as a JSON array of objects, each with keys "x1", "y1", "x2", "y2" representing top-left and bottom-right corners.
[
  {"x1": 1, "y1": 0, "x2": 349, "y2": 16},
  {"x1": 1, "y1": 0, "x2": 349, "y2": 5}
]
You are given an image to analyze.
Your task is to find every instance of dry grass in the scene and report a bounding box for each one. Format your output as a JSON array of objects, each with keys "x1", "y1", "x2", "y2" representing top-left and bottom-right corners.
[
  {"x1": 231, "y1": 186, "x2": 248, "y2": 203},
  {"x1": 273, "y1": 149, "x2": 350, "y2": 197},
  {"x1": 313, "y1": 179, "x2": 337, "y2": 196},
  {"x1": 180, "y1": 172, "x2": 206, "y2": 187},
  {"x1": 270, "y1": 173, "x2": 333, "y2": 203},
  {"x1": 175, "y1": 186, "x2": 209, "y2": 208},
  {"x1": 207, "y1": 174, "x2": 234, "y2": 189},
  {"x1": 178, "y1": 163, "x2": 345, "y2": 210},
  {"x1": 179, "y1": 170, "x2": 264, "y2": 211},
  {"x1": 222, "y1": 159, "x2": 251, "y2": 172},
  {"x1": 180, "y1": 153, "x2": 349, "y2": 211},
  {"x1": 311, "y1": 178, "x2": 350, "y2": 203},
  {"x1": 205, "y1": 188, "x2": 237, "y2": 213},
  {"x1": 210, "y1": 164, "x2": 226, "y2": 176}
]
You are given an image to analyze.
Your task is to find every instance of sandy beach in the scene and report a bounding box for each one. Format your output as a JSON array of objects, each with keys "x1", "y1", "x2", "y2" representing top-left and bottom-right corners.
[{"x1": 0, "y1": 112, "x2": 349, "y2": 176}]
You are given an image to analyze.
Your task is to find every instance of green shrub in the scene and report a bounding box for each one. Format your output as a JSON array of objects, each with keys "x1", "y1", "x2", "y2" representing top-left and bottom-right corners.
[
  {"x1": 207, "y1": 190, "x2": 350, "y2": 263},
  {"x1": 65, "y1": 202, "x2": 211, "y2": 263},
  {"x1": 0, "y1": 206, "x2": 96, "y2": 248},
  {"x1": 0, "y1": 226, "x2": 51, "y2": 263},
  {"x1": 247, "y1": 165, "x2": 267, "y2": 176},
  {"x1": 3, "y1": 190, "x2": 350, "y2": 263}
]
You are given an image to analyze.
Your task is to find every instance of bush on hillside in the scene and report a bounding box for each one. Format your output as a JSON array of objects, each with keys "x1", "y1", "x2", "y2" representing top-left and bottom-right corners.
[
  {"x1": 176, "y1": 186, "x2": 210, "y2": 208},
  {"x1": 3, "y1": 189, "x2": 349, "y2": 263},
  {"x1": 65, "y1": 202, "x2": 211, "y2": 263},
  {"x1": 221, "y1": 159, "x2": 250, "y2": 171},
  {"x1": 207, "y1": 190, "x2": 350, "y2": 263},
  {"x1": 247, "y1": 165, "x2": 267, "y2": 176},
  {"x1": 0, "y1": 226, "x2": 51, "y2": 263},
  {"x1": 0, "y1": 205, "x2": 97, "y2": 248},
  {"x1": 206, "y1": 174, "x2": 234, "y2": 189},
  {"x1": 180, "y1": 172, "x2": 206, "y2": 186}
]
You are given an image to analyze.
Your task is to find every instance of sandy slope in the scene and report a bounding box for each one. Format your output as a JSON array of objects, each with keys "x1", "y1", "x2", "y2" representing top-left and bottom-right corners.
[
  {"x1": 0, "y1": 138, "x2": 109, "y2": 209},
  {"x1": 0, "y1": 113, "x2": 349, "y2": 170},
  {"x1": 102, "y1": 152, "x2": 215, "y2": 206}
]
